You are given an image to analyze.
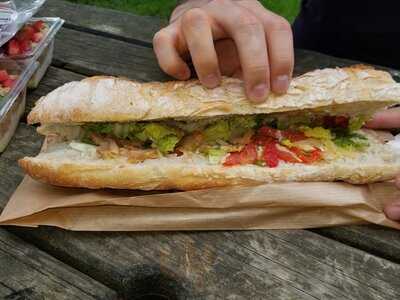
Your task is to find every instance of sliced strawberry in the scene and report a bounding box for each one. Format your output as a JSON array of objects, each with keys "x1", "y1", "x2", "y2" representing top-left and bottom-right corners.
[
  {"x1": 32, "y1": 32, "x2": 43, "y2": 43},
  {"x1": 17, "y1": 26, "x2": 35, "y2": 41},
  {"x1": 19, "y1": 39, "x2": 32, "y2": 52},
  {"x1": 263, "y1": 142, "x2": 279, "y2": 168},
  {"x1": 0, "y1": 70, "x2": 9, "y2": 82},
  {"x1": 7, "y1": 40, "x2": 21, "y2": 56},
  {"x1": 3, "y1": 78, "x2": 15, "y2": 88},
  {"x1": 224, "y1": 143, "x2": 257, "y2": 166},
  {"x1": 33, "y1": 20, "x2": 44, "y2": 32}
]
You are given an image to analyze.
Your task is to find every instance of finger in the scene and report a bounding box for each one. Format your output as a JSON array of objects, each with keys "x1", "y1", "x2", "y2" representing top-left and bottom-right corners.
[
  {"x1": 365, "y1": 107, "x2": 400, "y2": 129},
  {"x1": 239, "y1": 1, "x2": 294, "y2": 94},
  {"x1": 181, "y1": 8, "x2": 221, "y2": 88},
  {"x1": 153, "y1": 26, "x2": 191, "y2": 80},
  {"x1": 384, "y1": 201, "x2": 400, "y2": 221},
  {"x1": 207, "y1": 1, "x2": 270, "y2": 102},
  {"x1": 215, "y1": 39, "x2": 240, "y2": 76}
]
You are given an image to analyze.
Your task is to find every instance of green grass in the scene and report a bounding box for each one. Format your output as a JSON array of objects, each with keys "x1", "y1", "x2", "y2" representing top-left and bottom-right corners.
[{"x1": 67, "y1": 0, "x2": 300, "y2": 22}]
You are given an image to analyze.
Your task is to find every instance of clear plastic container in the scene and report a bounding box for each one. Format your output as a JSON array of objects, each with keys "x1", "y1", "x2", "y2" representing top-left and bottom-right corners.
[
  {"x1": 1, "y1": 17, "x2": 64, "y2": 60},
  {"x1": 1, "y1": 17, "x2": 64, "y2": 88},
  {"x1": 0, "y1": 58, "x2": 37, "y2": 152},
  {"x1": 0, "y1": 0, "x2": 46, "y2": 47}
]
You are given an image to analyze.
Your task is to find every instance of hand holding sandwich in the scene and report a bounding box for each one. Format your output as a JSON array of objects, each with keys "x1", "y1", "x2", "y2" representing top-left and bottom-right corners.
[
  {"x1": 153, "y1": 0, "x2": 294, "y2": 102},
  {"x1": 367, "y1": 107, "x2": 400, "y2": 221}
]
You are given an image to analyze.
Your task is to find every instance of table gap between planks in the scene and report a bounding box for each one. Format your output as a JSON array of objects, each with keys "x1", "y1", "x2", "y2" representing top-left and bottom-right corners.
[{"x1": 0, "y1": 0, "x2": 399, "y2": 299}]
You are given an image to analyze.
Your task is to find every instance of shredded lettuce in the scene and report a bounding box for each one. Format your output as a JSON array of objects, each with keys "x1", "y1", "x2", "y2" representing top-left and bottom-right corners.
[
  {"x1": 203, "y1": 147, "x2": 228, "y2": 164},
  {"x1": 302, "y1": 126, "x2": 333, "y2": 140},
  {"x1": 204, "y1": 116, "x2": 257, "y2": 143},
  {"x1": 348, "y1": 115, "x2": 369, "y2": 132},
  {"x1": 334, "y1": 133, "x2": 369, "y2": 150},
  {"x1": 204, "y1": 120, "x2": 231, "y2": 142},
  {"x1": 156, "y1": 135, "x2": 180, "y2": 154}
]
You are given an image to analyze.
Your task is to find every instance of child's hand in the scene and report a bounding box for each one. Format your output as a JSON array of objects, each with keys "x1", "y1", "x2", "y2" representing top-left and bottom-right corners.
[{"x1": 153, "y1": 0, "x2": 294, "y2": 102}]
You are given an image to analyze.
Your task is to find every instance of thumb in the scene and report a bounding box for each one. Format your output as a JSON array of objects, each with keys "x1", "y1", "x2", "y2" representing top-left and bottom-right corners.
[{"x1": 365, "y1": 107, "x2": 400, "y2": 129}]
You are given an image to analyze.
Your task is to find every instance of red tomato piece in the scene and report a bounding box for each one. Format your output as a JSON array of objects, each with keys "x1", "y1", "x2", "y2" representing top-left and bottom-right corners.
[
  {"x1": 0, "y1": 70, "x2": 9, "y2": 82},
  {"x1": 282, "y1": 130, "x2": 306, "y2": 142},
  {"x1": 32, "y1": 32, "x2": 43, "y2": 43},
  {"x1": 7, "y1": 40, "x2": 21, "y2": 56},
  {"x1": 263, "y1": 142, "x2": 279, "y2": 168},
  {"x1": 3, "y1": 78, "x2": 15, "y2": 88},
  {"x1": 223, "y1": 143, "x2": 257, "y2": 166},
  {"x1": 323, "y1": 115, "x2": 349, "y2": 128},
  {"x1": 334, "y1": 116, "x2": 349, "y2": 128},
  {"x1": 33, "y1": 20, "x2": 44, "y2": 32},
  {"x1": 258, "y1": 126, "x2": 280, "y2": 139},
  {"x1": 223, "y1": 151, "x2": 241, "y2": 166},
  {"x1": 291, "y1": 147, "x2": 322, "y2": 164},
  {"x1": 276, "y1": 147, "x2": 301, "y2": 163}
]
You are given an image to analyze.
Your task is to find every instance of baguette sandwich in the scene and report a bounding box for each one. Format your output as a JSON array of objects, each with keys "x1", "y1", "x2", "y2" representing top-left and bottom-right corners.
[{"x1": 20, "y1": 66, "x2": 400, "y2": 190}]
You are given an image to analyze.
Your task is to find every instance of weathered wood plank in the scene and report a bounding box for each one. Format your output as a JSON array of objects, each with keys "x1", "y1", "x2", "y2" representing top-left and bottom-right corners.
[
  {"x1": 53, "y1": 27, "x2": 169, "y2": 81},
  {"x1": 38, "y1": 0, "x2": 166, "y2": 45},
  {"x1": 314, "y1": 225, "x2": 400, "y2": 264},
  {"x1": 0, "y1": 228, "x2": 117, "y2": 299}
]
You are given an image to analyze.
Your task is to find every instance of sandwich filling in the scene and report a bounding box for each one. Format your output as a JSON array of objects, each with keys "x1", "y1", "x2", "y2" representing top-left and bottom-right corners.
[{"x1": 41, "y1": 112, "x2": 382, "y2": 168}]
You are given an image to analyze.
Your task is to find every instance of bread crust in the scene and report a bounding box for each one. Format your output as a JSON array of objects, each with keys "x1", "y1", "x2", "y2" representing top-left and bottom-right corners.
[
  {"x1": 19, "y1": 152, "x2": 400, "y2": 190},
  {"x1": 28, "y1": 66, "x2": 400, "y2": 124}
]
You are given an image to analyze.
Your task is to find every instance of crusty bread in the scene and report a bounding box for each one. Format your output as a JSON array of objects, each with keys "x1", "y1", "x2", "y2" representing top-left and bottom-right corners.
[
  {"x1": 19, "y1": 132, "x2": 400, "y2": 190},
  {"x1": 28, "y1": 65, "x2": 400, "y2": 124}
]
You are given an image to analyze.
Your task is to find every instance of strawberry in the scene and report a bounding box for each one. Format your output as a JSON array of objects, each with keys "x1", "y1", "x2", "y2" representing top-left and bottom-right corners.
[
  {"x1": 19, "y1": 39, "x2": 32, "y2": 52},
  {"x1": 3, "y1": 78, "x2": 15, "y2": 88},
  {"x1": 32, "y1": 32, "x2": 43, "y2": 43},
  {"x1": 19, "y1": 25, "x2": 35, "y2": 41},
  {"x1": 7, "y1": 40, "x2": 21, "y2": 56},
  {"x1": 0, "y1": 70, "x2": 9, "y2": 82},
  {"x1": 33, "y1": 20, "x2": 44, "y2": 32}
]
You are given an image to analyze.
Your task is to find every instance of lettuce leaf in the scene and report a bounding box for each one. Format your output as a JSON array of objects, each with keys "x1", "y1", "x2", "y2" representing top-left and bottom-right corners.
[
  {"x1": 204, "y1": 116, "x2": 257, "y2": 143},
  {"x1": 348, "y1": 115, "x2": 369, "y2": 132},
  {"x1": 204, "y1": 120, "x2": 231, "y2": 142},
  {"x1": 203, "y1": 147, "x2": 228, "y2": 164},
  {"x1": 156, "y1": 135, "x2": 180, "y2": 154},
  {"x1": 334, "y1": 133, "x2": 369, "y2": 150}
]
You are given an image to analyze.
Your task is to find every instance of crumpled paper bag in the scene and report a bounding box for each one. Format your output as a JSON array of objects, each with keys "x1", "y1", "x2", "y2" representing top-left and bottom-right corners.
[{"x1": 0, "y1": 176, "x2": 399, "y2": 231}]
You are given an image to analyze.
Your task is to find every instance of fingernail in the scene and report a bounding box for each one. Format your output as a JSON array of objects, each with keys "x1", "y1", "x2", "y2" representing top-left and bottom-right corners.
[
  {"x1": 273, "y1": 75, "x2": 289, "y2": 94},
  {"x1": 250, "y1": 84, "x2": 269, "y2": 102},
  {"x1": 384, "y1": 204, "x2": 400, "y2": 221},
  {"x1": 203, "y1": 74, "x2": 219, "y2": 88}
]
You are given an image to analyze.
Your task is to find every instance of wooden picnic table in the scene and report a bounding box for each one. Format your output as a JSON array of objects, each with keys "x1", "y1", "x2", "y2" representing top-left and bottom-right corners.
[{"x1": 0, "y1": 1, "x2": 400, "y2": 299}]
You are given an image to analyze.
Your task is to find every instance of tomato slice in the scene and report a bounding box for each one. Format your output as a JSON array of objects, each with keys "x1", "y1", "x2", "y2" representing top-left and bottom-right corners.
[
  {"x1": 263, "y1": 142, "x2": 279, "y2": 168},
  {"x1": 256, "y1": 126, "x2": 305, "y2": 143},
  {"x1": 282, "y1": 130, "x2": 306, "y2": 142},
  {"x1": 323, "y1": 116, "x2": 349, "y2": 128},
  {"x1": 223, "y1": 143, "x2": 257, "y2": 166},
  {"x1": 257, "y1": 126, "x2": 280, "y2": 139},
  {"x1": 276, "y1": 147, "x2": 301, "y2": 163},
  {"x1": 291, "y1": 147, "x2": 322, "y2": 164}
]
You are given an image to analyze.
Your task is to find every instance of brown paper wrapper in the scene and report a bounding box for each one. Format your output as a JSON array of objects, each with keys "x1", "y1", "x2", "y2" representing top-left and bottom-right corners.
[{"x1": 0, "y1": 177, "x2": 399, "y2": 231}]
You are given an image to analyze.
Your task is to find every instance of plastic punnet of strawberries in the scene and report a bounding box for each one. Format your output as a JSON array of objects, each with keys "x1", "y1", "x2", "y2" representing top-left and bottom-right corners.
[
  {"x1": 0, "y1": 69, "x2": 17, "y2": 97},
  {"x1": 5, "y1": 20, "x2": 48, "y2": 56}
]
